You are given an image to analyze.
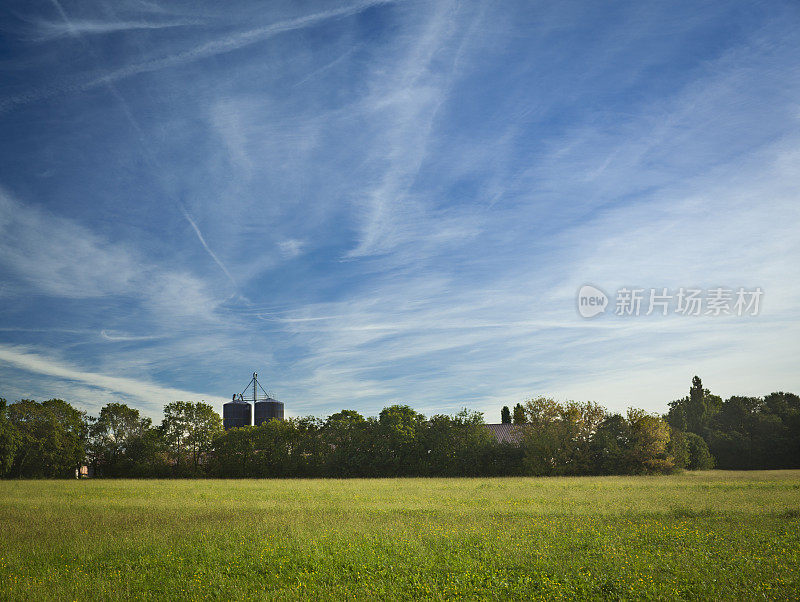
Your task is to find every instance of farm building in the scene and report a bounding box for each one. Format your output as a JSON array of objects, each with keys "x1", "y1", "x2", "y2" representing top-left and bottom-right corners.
[
  {"x1": 223, "y1": 373, "x2": 285, "y2": 429},
  {"x1": 483, "y1": 423, "x2": 524, "y2": 445}
]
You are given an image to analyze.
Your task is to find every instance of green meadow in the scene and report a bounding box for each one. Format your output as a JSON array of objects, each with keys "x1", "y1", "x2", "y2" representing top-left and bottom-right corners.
[{"x1": 1, "y1": 471, "x2": 798, "y2": 600}]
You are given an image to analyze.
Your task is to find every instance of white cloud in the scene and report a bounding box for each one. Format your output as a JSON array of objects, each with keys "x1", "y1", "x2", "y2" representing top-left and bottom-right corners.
[
  {"x1": 0, "y1": 189, "x2": 139, "y2": 298},
  {"x1": 0, "y1": 344, "x2": 222, "y2": 416},
  {"x1": 1, "y1": 1, "x2": 799, "y2": 423},
  {"x1": 0, "y1": 188, "x2": 221, "y2": 323},
  {"x1": 277, "y1": 239, "x2": 305, "y2": 259},
  {"x1": 345, "y1": 1, "x2": 479, "y2": 258},
  {"x1": 32, "y1": 18, "x2": 196, "y2": 41},
  {"x1": 0, "y1": 0, "x2": 401, "y2": 114},
  {"x1": 100, "y1": 330, "x2": 164, "y2": 342}
]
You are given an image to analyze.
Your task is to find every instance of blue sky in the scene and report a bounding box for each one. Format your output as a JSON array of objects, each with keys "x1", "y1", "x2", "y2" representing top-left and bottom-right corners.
[{"x1": 1, "y1": 0, "x2": 799, "y2": 421}]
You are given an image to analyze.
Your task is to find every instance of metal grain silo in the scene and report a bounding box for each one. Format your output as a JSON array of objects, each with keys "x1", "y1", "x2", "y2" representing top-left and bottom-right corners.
[
  {"x1": 223, "y1": 396, "x2": 252, "y2": 429},
  {"x1": 254, "y1": 398, "x2": 284, "y2": 426}
]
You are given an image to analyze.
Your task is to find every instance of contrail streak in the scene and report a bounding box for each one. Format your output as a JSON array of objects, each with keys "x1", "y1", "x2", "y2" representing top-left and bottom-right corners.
[
  {"x1": 45, "y1": 0, "x2": 238, "y2": 289},
  {"x1": 180, "y1": 204, "x2": 237, "y2": 287},
  {"x1": 34, "y1": 19, "x2": 195, "y2": 41},
  {"x1": 0, "y1": 0, "x2": 399, "y2": 115}
]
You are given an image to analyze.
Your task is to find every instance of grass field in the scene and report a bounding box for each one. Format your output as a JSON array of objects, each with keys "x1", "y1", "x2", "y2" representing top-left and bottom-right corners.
[{"x1": 1, "y1": 471, "x2": 799, "y2": 600}]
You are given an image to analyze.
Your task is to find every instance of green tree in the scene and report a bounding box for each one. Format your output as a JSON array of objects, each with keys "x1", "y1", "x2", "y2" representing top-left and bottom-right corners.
[
  {"x1": 762, "y1": 392, "x2": 800, "y2": 468},
  {"x1": 521, "y1": 397, "x2": 606, "y2": 476},
  {"x1": 667, "y1": 376, "x2": 722, "y2": 435},
  {"x1": 512, "y1": 403, "x2": 526, "y2": 424},
  {"x1": 684, "y1": 432, "x2": 714, "y2": 470},
  {"x1": 423, "y1": 409, "x2": 490, "y2": 477},
  {"x1": 0, "y1": 398, "x2": 20, "y2": 477},
  {"x1": 161, "y1": 401, "x2": 222, "y2": 475},
  {"x1": 686, "y1": 376, "x2": 706, "y2": 433},
  {"x1": 667, "y1": 429, "x2": 689, "y2": 471},
  {"x1": 591, "y1": 414, "x2": 631, "y2": 474},
  {"x1": 375, "y1": 404, "x2": 425, "y2": 476},
  {"x1": 292, "y1": 416, "x2": 325, "y2": 477},
  {"x1": 248, "y1": 417, "x2": 323, "y2": 478},
  {"x1": 706, "y1": 395, "x2": 761, "y2": 469},
  {"x1": 211, "y1": 426, "x2": 256, "y2": 478},
  {"x1": 704, "y1": 394, "x2": 797, "y2": 469},
  {"x1": 322, "y1": 410, "x2": 368, "y2": 476},
  {"x1": 7, "y1": 399, "x2": 87, "y2": 478},
  {"x1": 123, "y1": 428, "x2": 170, "y2": 477},
  {"x1": 89, "y1": 402, "x2": 152, "y2": 476},
  {"x1": 625, "y1": 408, "x2": 673, "y2": 474},
  {"x1": 665, "y1": 398, "x2": 687, "y2": 432},
  {"x1": 500, "y1": 406, "x2": 511, "y2": 424}
]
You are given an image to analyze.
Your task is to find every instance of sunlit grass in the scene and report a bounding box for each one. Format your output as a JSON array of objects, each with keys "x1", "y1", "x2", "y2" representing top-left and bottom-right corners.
[{"x1": 1, "y1": 471, "x2": 799, "y2": 600}]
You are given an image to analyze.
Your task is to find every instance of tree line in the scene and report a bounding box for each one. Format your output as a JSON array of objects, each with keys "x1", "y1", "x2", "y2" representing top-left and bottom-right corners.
[
  {"x1": 0, "y1": 377, "x2": 797, "y2": 478},
  {"x1": 663, "y1": 377, "x2": 799, "y2": 469}
]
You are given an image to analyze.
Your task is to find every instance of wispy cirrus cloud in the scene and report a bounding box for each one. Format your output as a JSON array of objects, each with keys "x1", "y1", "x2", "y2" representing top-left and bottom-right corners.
[
  {"x1": 0, "y1": 344, "x2": 221, "y2": 415},
  {"x1": 100, "y1": 330, "x2": 165, "y2": 342},
  {"x1": 31, "y1": 18, "x2": 196, "y2": 41},
  {"x1": 0, "y1": 0, "x2": 400, "y2": 115},
  {"x1": 1, "y1": 0, "x2": 799, "y2": 421},
  {"x1": 0, "y1": 188, "x2": 220, "y2": 322},
  {"x1": 345, "y1": 0, "x2": 476, "y2": 259}
]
